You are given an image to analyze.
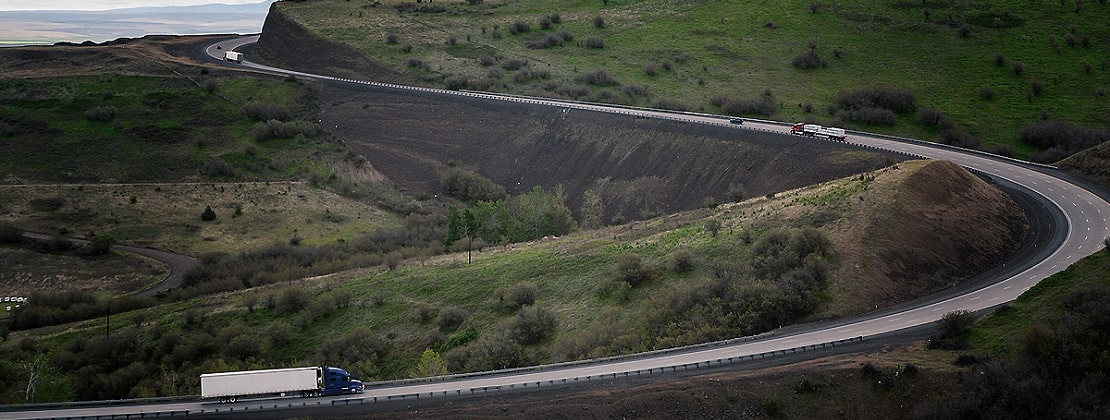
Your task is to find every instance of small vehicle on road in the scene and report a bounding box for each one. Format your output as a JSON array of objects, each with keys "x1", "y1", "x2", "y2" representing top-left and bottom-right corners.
[{"x1": 729, "y1": 117, "x2": 744, "y2": 125}]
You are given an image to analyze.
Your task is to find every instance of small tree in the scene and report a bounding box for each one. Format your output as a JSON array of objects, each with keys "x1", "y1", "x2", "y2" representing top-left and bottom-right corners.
[
  {"x1": 84, "y1": 234, "x2": 116, "y2": 256},
  {"x1": 512, "y1": 305, "x2": 558, "y2": 345},
  {"x1": 615, "y1": 253, "x2": 650, "y2": 286},
  {"x1": 580, "y1": 189, "x2": 605, "y2": 230},
  {"x1": 200, "y1": 205, "x2": 217, "y2": 221},
  {"x1": 704, "y1": 219, "x2": 722, "y2": 237},
  {"x1": 412, "y1": 349, "x2": 449, "y2": 377},
  {"x1": 937, "y1": 310, "x2": 976, "y2": 338}
]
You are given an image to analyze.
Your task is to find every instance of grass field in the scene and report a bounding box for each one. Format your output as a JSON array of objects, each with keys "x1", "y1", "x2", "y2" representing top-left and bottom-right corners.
[
  {"x1": 0, "y1": 158, "x2": 1030, "y2": 402},
  {"x1": 274, "y1": 0, "x2": 1109, "y2": 158}
]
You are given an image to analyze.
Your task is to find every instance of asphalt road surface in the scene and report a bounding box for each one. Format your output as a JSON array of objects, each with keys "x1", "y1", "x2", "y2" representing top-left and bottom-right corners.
[{"x1": 5, "y1": 36, "x2": 1106, "y2": 419}]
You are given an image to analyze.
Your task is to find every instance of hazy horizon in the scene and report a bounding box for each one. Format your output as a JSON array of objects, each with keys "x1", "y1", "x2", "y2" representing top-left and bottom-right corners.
[
  {"x1": 0, "y1": 1, "x2": 275, "y2": 46},
  {"x1": 0, "y1": 1, "x2": 269, "y2": 12}
]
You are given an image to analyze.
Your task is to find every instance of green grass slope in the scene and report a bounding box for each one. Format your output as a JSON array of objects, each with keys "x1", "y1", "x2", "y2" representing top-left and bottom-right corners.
[
  {"x1": 0, "y1": 159, "x2": 1028, "y2": 403},
  {"x1": 262, "y1": 0, "x2": 1109, "y2": 158}
]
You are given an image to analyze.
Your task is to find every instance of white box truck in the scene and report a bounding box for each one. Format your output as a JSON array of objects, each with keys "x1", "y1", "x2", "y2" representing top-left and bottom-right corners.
[
  {"x1": 200, "y1": 366, "x2": 363, "y2": 403},
  {"x1": 223, "y1": 51, "x2": 242, "y2": 63}
]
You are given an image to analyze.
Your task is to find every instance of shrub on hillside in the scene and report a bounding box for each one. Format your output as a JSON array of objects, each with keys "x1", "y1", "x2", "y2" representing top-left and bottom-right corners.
[
  {"x1": 495, "y1": 283, "x2": 538, "y2": 312},
  {"x1": 29, "y1": 196, "x2": 65, "y2": 212},
  {"x1": 652, "y1": 98, "x2": 690, "y2": 111},
  {"x1": 937, "y1": 310, "x2": 975, "y2": 338},
  {"x1": 1020, "y1": 120, "x2": 1109, "y2": 163},
  {"x1": 84, "y1": 105, "x2": 116, "y2": 122},
  {"x1": 668, "y1": 249, "x2": 696, "y2": 273},
  {"x1": 83, "y1": 234, "x2": 116, "y2": 256},
  {"x1": 439, "y1": 166, "x2": 507, "y2": 202},
  {"x1": 251, "y1": 119, "x2": 318, "y2": 142},
  {"x1": 511, "y1": 305, "x2": 558, "y2": 345},
  {"x1": 940, "y1": 128, "x2": 980, "y2": 149},
  {"x1": 0, "y1": 223, "x2": 22, "y2": 244},
  {"x1": 593, "y1": 16, "x2": 605, "y2": 28},
  {"x1": 513, "y1": 68, "x2": 551, "y2": 83},
  {"x1": 712, "y1": 92, "x2": 776, "y2": 117},
  {"x1": 445, "y1": 332, "x2": 523, "y2": 371},
  {"x1": 791, "y1": 49, "x2": 827, "y2": 69},
  {"x1": 508, "y1": 21, "x2": 530, "y2": 35},
  {"x1": 277, "y1": 288, "x2": 308, "y2": 313},
  {"x1": 415, "y1": 302, "x2": 438, "y2": 323},
  {"x1": 200, "y1": 205, "x2": 216, "y2": 221},
  {"x1": 584, "y1": 35, "x2": 605, "y2": 49},
  {"x1": 437, "y1": 306, "x2": 468, "y2": 330},
  {"x1": 836, "y1": 86, "x2": 917, "y2": 114},
  {"x1": 837, "y1": 107, "x2": 897, "y2": 126},
  {"x1": 526, "y1": 33, "x2": 564, "y2": 49},
  {"x1": 918, "y1": 107, "x2": 946, "y2": 127},
  {"x1": 615, "y1": 253, "x2": 651, "y2": 286},
  {"x1": 240, "y1": 101, "x2": 292, "y2": 121},
  {"x1": 500, "y1": 58, "x2": 528, "y2": 71},
  {"x1": 576, "y1": 69, "x2": 620, "y2": 86},
  {"x1": 444, "y1": 75, "x2": 469, "y2": 90}
]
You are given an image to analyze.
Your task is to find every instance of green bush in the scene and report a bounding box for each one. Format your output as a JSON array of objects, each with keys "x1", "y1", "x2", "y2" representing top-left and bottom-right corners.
[
  {"x1": 439, "y1": 166, "x2": 507, "y2": 202},
  {"x1": 791, "y1": 49, "x2": 827, "y2": 69},
  {"x1": 437, "y1": 305, "x2": 468, "y2": 330},
  {"x1": 576, "y1": 69, "x2": 620, "y2": 86},
  {"x1": 250, "y1": 119, "x2": 318, "y2": 142},
  {"x1": 937, "y1": 309, "x2": 975, "y2": 338},
  {"x1": 511, "y1": 305, "x2": 558, "y2": 345},
  {"x1": 836, "y1": 86, "x2": 917, "y2": 114},
  {"x1": 415, "y1": 302, "x2": 438, "y2": 323},
  {"x1": 84, "y1": 105, "x2": 116, "y2": 122},
  {"x1": 712, "y1": 92, "x2": 776, "y2": 117},
  {"x1": 668, "y1": 249, "x2": 696, "y2": 273},
  {"x1": 83, "y1": 234, "x2": 116, "y2": 256},
  {"x1": 584, "y1": 35, "x2": 605, "y2": 49},
  {"x1": 495, "y1": 282, "x2": 538, "y2": 312},
  {"x1": 240, "y1": 101, "x2": 292, "y2": 121},
  {"x1": 277, "y1": 288, "x2": 308, "y2": 313},
  {"x1": 615, "y1": 253, "x2": 650, "y2": 286}
]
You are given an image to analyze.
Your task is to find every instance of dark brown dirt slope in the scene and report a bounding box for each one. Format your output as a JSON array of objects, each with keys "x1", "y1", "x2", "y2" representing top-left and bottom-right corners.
[
  {"x1": 257, "y1": 4, "x2": 902, "y2": 219},
  {"x1": 318, "y1": 83, "x2": 902, "y2": 219},
  {"x1": 830, "y1": 160, "x2": 1029, "y2": 314},
  {"x1": 253, "y1": 2, "x2": 409, "y2": 82}
]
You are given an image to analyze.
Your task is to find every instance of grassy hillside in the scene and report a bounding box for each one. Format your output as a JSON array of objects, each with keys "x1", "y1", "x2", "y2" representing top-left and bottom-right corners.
[
  {"x1": 351, "y1": 250, "x2": 1110, "y2": 419},
  {"x1": 0, "y1": 159, "x2": 1027, "y2": 402},
  {"x1": 263, "y1": 0, "x2": 1109, "y2": 159}
]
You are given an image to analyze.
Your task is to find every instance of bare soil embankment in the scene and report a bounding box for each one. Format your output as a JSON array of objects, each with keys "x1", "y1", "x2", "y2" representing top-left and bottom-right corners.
[{"x1": 821, "y1": 160, "x2": 1029, "y2": 315}]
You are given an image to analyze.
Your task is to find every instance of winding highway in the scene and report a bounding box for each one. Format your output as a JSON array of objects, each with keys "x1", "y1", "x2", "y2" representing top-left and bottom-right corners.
[{"x1": 6, "y1": 36, "x2": 1107, "y2": 419}]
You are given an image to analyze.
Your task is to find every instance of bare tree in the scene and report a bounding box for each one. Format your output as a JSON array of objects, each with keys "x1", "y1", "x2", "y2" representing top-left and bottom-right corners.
[{"x1": 20, "y1": 353, "x2": 47, "y2": 402}]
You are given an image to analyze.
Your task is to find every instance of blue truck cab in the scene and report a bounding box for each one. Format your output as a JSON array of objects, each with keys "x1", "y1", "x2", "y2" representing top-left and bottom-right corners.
[{"x1": 321, "y1": 366, "x2": 364, "y2": 395}]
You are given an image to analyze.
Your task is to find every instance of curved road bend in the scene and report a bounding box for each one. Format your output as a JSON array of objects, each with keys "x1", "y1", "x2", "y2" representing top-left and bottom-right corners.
[
  {"x1": 17, "y1": 232, "x2": 195, "y2": 297},
  {"x1": 6, "y1": 36, "x2": 1105, "y2": 419}
]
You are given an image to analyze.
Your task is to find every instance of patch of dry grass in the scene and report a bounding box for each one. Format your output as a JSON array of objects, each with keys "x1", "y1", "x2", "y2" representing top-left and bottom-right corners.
[{"x1": 0, "y1": 181, "x2": 402, "y2": 256}]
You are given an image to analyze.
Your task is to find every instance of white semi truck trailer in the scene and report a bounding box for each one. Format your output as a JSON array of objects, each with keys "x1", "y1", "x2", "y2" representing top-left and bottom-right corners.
[
  {"x1": 790, "y1": 123, "x2": 847, "y2": 141},
  {"x1": 200, "y1": 366, "x2": 363, "y2": 403},
  {"x1": 223, "y1": 51, "x2": 242, "y2": 63}
]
